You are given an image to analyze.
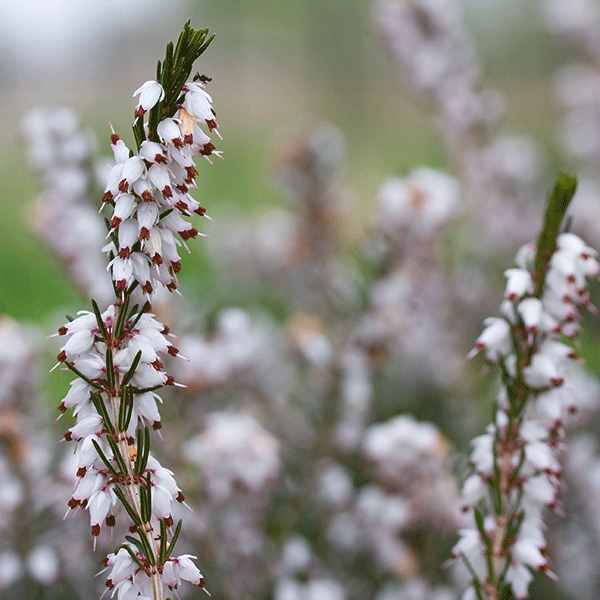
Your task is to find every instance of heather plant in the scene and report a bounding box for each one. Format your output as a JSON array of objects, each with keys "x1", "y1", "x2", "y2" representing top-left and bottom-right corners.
[
  {"x1": 51, "y1": 23, "x2": 221, "y2": 599},
  {"x1": 455, "y1": 175, "x2": 600, "y2": 599},
  {"x1": 11, "y1": 4, "x2": 600, "y2": 600}
]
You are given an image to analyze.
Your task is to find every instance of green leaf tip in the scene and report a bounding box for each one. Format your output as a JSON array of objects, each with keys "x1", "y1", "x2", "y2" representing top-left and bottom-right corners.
[{"x1": 533, "y1": 172, "x2": 578, "y2": 297}]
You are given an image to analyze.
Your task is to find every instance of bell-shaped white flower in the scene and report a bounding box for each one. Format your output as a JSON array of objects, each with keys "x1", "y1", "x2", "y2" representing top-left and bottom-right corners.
[{"x1": 133, "y1": 80, "x2": 165, "y2": 116}]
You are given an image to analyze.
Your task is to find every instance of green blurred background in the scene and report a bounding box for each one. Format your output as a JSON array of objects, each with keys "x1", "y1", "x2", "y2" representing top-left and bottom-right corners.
[{"x1": 0, "y1": 0, "x2": 569, "y2": 324}]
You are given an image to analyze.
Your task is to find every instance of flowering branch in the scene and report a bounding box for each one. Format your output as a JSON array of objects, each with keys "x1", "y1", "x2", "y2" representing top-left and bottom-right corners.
[
  {"x1": 53, "y1": 21, "x2": 222, "y2": 600},
  {"x1": 454, "y1": 173, "x2": 598, "y2": 599}
]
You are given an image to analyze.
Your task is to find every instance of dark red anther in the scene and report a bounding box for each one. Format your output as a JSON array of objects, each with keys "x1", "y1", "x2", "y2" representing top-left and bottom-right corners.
[
  {"x1": 200, "y1": 142, "x2": 215, "y2": 156},
  {"x1": 118, "y1": 179, "x2": 129, "y2": 193},
  {"x1": 57, "y1": 350, "x2": 67, "y2": 363},
  {"x1": 173, "y1": 137, "x2": 184, "y2": 149},
  {"x1": 152, "y1": 421, "x2": 162, "y2": 431},
  {"x1": 167, "y1": 345, "x2": 179, "y2": 357},
  {"x1": 152, "y1": 359, "x2": 164, "y2": 371},
  {"x1": 58, "y1": 401, "x2": 67, "y2": 413},
  {"x1": 142, "y1": 190, "x2": 154, "y2": 202},
  {"x1": 77, "y1": 466, "x2": 87, "y2": 478},
  {"x1": 152, "y1": 253, "x2": 163, "y2": 266},
  {"x1": 111, "y1": 133, "x2": 120, "y2": 145},
  {"x1": 58, "y1": 325, "x2": 68, "y2": 336},
  {"x1": 67, "y1": 498, "x2": 80, "y2": 509},
  {"x1": 176, "y1": 491, "x2": 185, "y2": 503},
  {"x1": 106, "y1": 515, "x2": 116, "y2": 527},
  {"x1": 139, "y1": 227, "x2": 150, "y2": 240},
  {"x1": 118, "y1": 248, "x2": 130, "y2": 259},
  {"x1": 162, "y1": 185, "x2": 173, "y2": 198},
  {"x1": 171, "y1": 261, "x2": 181, "y2": 273},
  {"x1": 176, "y1": 184, "x2": 189, "y2": 194},
  {"x1": 135, "y1": 106, "x2": 145, "y2": 119},
  {"x1": 63, "y1": 431, "x2": 73, "y2": 441},
  {"x1": 165, "y1": 375, "x2": 175, "y2": 386},
  {"x1": 183, "y1": 133, "x2": 193, "y2": 145},
  {"x1": 142, "y1": 282, "x2": 153, "y2": 295},
  {"x1": 195, "y1": 206, "x2": 207, "y2": 217},
  {"x1": 91, "y1": 524, "x2": 101, "y2": 537},
  {"x1": 116, "y1": 279, "x2": 127, "y2": 291},
  {"x1": 111, "y1": 216, "x2": 122, "y2": 229},
  {"x1": 206, "y1": 119, "x2": 217, "y2": 131},
  {"x1": 105, "y1": 579, "x2": 114, "y2": 589},
  {"x1": 164, "y1": 515, "x2": 174, "y2": 527},
  {"x1": 175, "y1": 200, "x2": 188, "y2": 212},
  {"x1": 102, "y1": 191, "x2": 114, "y2": 204},
  {"x1": 155, "y1": 154, "x2": 168, "y2": 164}
]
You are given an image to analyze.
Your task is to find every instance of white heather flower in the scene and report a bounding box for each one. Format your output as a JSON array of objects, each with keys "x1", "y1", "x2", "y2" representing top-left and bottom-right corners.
[
  {"x1": 119, "y1": 156, "x2": 145, "y2": 192},
  {"x1": 469, "y1": 431, "x2": 495, "y2": 475},
  {"x1": 112, "y1": 193, "x2": 137, "y2": 227},
  {"x1": 140, "y1": 140, "x2": 168, "y2": 164},
  {"x1": 157, "y1": 117, "x2": 184, "y2": 147},
  {"x1": 505, "y1": 564, "x2": 533, "y2": 600},
  {"x1": 524, "y1": 354, "x2": 564, "y2": 388},
  {"x1": 468, "y1": 317, "x2": 511, "y2": 360},
  {"x1": 518, "y1": 297, "x2": 543, "y2": 333},
  {"x1": 133, "y1": 80, "x2": 165, "y2": 116},
  {"x1": 460, "y1": 474, "x2": 486, "y2": 511},
  {"x1": 184, "y1": 412, "x2": 280, "y2": 501},
  {"x1": 65, "y1": 414, "x2": 103, "y2": 442},
  {"x1": 504, "y1": 268, "x2": 533, "y2": 301}
]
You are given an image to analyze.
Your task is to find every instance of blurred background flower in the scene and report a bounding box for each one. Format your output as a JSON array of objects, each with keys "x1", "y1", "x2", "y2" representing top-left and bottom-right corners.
[{"x1": 2, "y1": 1, "x2": 600, "y2": 599}]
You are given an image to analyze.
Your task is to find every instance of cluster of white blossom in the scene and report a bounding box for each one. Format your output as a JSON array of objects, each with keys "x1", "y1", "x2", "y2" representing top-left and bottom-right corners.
[
  {"x1": 55, "y1": 306, "x2": 191, "y2": 534},
  {"x1": 51, "y1": 24, "x2": 221, "y2": 600},
  {"x1": 455, "y1": 226, "x2": 599, "y2": 599},
  {"x1": 23, "y1": 108, "x2": 113, "y2": 303},
  {"x1": 103, "y1": 79, "x2": 219, "y2": 300},
  {"x1": 357, "y1": 416, "x2": 461, "y2": 573},
  {"x1": 184, "y1": 411, "x2": 280, "y2": 501},
  {"x1": 179, "y1": 412, "x2": 280, "y2": 599},
  {"x1": 317, "y1": 416, "x2": 460, "y2": 582}
]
